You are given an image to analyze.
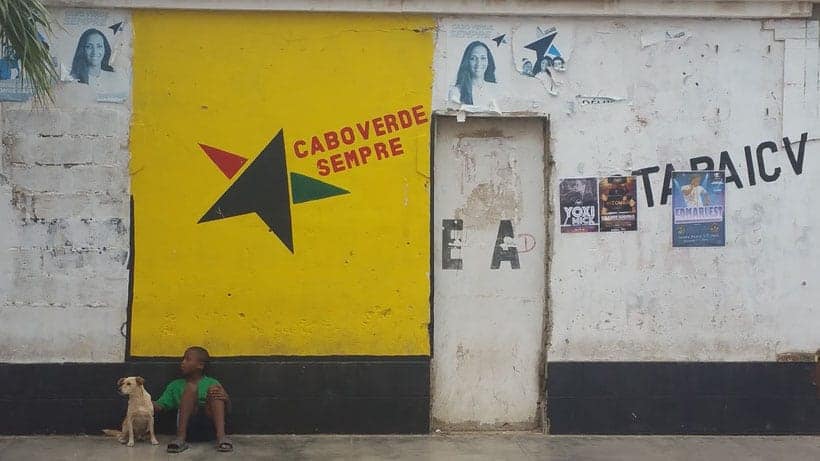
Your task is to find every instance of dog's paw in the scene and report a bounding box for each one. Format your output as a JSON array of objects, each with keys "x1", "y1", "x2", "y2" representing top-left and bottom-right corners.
[
  {"x1": 150, "y1": 438, "x2": 159, "y2": 446},
  {"x1": 127, "y1": 441, "x2": 135, "y2": 447}
]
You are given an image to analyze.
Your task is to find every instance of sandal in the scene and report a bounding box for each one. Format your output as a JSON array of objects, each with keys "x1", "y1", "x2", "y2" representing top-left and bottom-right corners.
[
  {"x1": 167, "y1": 439, "x2": 189, "y2": 453},
  {"x1": 216, "y1": 436, "x2": 234, "y2": 452}
]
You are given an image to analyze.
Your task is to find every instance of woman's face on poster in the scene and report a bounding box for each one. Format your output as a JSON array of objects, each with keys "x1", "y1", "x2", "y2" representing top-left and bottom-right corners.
[
  {"x1": 84, "y1": 33, "x2": 105, "y2": 67},
  {"x1": 468, "y1": 45, "x2": 488, "y2": 79}
]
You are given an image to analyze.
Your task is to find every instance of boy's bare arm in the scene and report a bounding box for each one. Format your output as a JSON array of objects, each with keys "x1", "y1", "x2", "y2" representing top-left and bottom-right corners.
[{"x1": 152, "y1": 402, "x2": 164, "y2": 413}]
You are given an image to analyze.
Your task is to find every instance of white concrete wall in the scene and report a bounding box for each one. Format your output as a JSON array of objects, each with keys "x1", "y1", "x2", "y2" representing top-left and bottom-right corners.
[
  {"x1": 0, "y1": 9, "x2": 132, "y2": 362},
  {"x1": 1, "y1": 6, "x2": 818, "y2": 366},
  {"x1": 433, "y1": 16, "x2": 820, "y2": 361}
]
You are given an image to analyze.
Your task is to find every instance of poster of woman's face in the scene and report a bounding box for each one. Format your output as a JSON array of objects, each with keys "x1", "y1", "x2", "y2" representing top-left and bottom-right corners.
[
  {"x1": 450, "y1": 41, "x2": 498, "y2": 106},
  {"x1": 0, "y1": 8, "x2": 131, "y2": 103},
  {"x1": 56, "y1": 9, "x2": 130, "y2": 103},
  {"x1": 461, "y1": 41, "x2": 495, "y2": 83},
  {"x1": 437, "y1": 19, "x2": 573, "y2": 111},
  {"x1": 443, "y1": 24, "x2": 508, "y2": 112},
  {"x1": 70, "y1": 28, "x2": 114, "y2": 84}
]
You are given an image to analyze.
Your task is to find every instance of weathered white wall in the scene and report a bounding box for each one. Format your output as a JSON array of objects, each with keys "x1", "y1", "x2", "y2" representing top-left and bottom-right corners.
[
  {"x1": 432, "y1": 117, "x2": 547, "y2": 429},
  {"x1": 433, "y1": 16, "x2": 820, "y2": 361},
  {"x1": 1, "y1": 6, "x2": 817, "y2": 366},
  {"x1": 0, "y1": 10, "x2": 132, "y2": 362}
]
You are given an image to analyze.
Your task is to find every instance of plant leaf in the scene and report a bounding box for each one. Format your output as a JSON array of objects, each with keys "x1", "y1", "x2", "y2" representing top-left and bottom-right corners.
[{"x1": 0, "y1": 0, "x2": 56, "y2": 105}]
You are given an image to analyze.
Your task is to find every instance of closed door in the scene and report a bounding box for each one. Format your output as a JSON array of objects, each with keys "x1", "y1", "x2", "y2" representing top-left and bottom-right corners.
[{"x1": 432, "y1": 116, "x2": 548, "y2": 430}]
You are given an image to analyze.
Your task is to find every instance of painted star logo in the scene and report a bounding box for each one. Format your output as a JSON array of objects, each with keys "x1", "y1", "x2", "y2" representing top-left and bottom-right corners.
[
  {"x1": 109, "y1": 22, "x2": 125, "y2": 35},
  {"x1": 198, "y1": 130, "x2": 348, "y2": 253}
]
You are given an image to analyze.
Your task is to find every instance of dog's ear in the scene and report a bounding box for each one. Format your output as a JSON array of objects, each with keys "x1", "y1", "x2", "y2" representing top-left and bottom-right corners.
[
  {"x1": 136, "y1": 376, "x2": 145, "y2": 386},
  {"x1": 117, "y1": 377, "x2": 125, "y2": 387}
]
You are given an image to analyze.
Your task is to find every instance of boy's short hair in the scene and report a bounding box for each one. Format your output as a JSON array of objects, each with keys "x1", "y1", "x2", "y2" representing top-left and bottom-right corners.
[{"x1": 186, "y1": 346, "x2": 210, "y2": 371}]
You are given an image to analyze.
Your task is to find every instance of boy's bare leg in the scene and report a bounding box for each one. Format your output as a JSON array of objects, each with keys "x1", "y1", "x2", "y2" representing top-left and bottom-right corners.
[
  {"x1": 205, "y1": 394, "x2": 227, "y2": 439},
  {"x1": 176, "y1": 382, "x2": 198, "y2": 441}
]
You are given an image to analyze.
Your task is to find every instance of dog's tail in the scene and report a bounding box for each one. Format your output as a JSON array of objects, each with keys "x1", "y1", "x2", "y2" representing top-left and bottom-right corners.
[{"x1": 102, "y1": 429, "x2": 123, "y2": 437}]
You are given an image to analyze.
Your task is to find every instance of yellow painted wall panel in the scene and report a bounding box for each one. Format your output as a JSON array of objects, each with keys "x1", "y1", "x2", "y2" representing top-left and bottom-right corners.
[{"x1": 130, "y1": 11, "x2": 433, "y2": 357}]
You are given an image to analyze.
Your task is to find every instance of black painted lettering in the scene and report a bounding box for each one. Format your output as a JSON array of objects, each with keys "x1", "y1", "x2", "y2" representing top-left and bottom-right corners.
[
  {"x1": 689, "y1": 156, "x2": 714, "y2": 171},
  {"x1": 783, "y1": 132, "x2": 808, "y2": 175},
  {"x1": 756, "y1": 141, "x2": 781, "y2": 182},
  {"x1": 490, "y1": 220, "x2": 520, "y2": 270},
  {"x1": 719, "y1": 151, "x2": 743, "y2": 189},
  {"x1": 744, "y1": 145, "x2": 757, "y2": 187},
  {"x1": 631, "y1": 166, "x2": 660, "y2": 208},
  {"x1": 660, "y1": 163, "x2": 675, "y2": 205},
  {"x1": 442, "y1": 219, "x2": 463, "y2": 270}
]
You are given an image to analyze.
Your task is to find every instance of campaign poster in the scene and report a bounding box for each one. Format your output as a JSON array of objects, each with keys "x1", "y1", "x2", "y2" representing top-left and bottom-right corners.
[
  {"x1": 0, "y1": 9, "x2": 130, "y2": 103},
  {"x1": 55, "y1": 9, "x2": 130, "y2": 103},
  {"x1": 599, "y1": 176, "x2": 637, "y2": 232},
  {"x1": 440, "y1": 21, "x2": 571, "y2": 113},
  {"x1": 672, "y1": 171, "x2": 725, "y2": 247},
  {"x1": 559, "y1": 177, "x2": 599, "y2": 233}
]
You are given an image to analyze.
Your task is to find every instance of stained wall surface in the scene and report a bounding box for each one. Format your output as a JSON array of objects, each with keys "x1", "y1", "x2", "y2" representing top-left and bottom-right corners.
[
  {"x1": 433, "y1": 16, "x2": 819, "y2": 361},
  {"x1": 0, "y1": 8, "x2": 132, "y2": 362},
  {"x1": 0, "y1": 3, "x2": 818, "y2": 436}
]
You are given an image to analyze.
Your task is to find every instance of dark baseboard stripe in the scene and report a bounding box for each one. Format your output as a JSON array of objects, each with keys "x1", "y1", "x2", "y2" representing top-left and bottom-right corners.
[
  {"x1": 547, "y1": 362, "x2": 820, "y2": 435},
  {"x1": 0, "y1": 358, "x2": 430, "y2": 435},
  {"x1": 5, "y1": 360, "x2": 817, "y2": 435}
]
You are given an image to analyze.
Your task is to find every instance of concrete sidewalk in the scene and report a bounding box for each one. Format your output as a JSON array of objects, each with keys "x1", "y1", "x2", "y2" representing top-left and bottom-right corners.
[{"x1": 0, "y1": 434, "x2": 818, "y2": 460}]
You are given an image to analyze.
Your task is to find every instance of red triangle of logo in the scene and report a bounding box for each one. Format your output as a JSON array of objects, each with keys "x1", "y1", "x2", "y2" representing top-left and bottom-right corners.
[{"x1": 199, "y1": 144, "x2": 248, "y2": 179}]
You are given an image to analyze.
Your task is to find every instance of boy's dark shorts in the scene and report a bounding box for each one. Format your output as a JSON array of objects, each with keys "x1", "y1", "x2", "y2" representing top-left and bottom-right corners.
[{"x1": 178, "y1": 405, "x2": 228, "y2": 442}]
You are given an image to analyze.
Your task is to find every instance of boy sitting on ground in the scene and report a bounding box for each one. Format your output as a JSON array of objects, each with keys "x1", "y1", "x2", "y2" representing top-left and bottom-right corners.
[{"x1": 153, "y1": 346, "x2": 233, "y2": 453}]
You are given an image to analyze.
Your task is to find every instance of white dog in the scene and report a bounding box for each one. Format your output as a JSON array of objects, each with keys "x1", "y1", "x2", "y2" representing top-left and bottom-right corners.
[{"x1": 103, "y1": 376, "x2": 159, "y2": 447}]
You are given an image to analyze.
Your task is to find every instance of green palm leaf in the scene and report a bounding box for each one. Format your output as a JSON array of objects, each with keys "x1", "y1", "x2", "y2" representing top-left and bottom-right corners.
[{"x1": 0, "y1": 0, "x2": 56, "y2": 104}]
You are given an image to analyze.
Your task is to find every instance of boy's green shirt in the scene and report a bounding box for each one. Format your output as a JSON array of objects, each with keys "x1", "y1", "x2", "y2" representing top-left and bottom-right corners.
[{"x1": 155, "y1": 376, "x2": 220, "y2": 410}]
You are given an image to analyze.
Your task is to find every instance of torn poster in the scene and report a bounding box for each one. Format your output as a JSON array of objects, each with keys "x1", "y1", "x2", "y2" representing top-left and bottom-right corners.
[
  {"x1": 439, "y1": 19, "x2": 574, "y2": 112},
  {"x1": 0, "y1": 40, "x2": 37, "y2": 101},
  {"x1": 560, "y1": 177, "x2": 599, "y2": 233},
  {"x1": 576, "y1": 95, "x2": 626, "y2": 106},
  {"x1": 672, "y1": 171, "x2": 726, "y2": 247},
  {"x1": 599, "y1": 176, "x2": 637, "y2": 232},
  {"x1": 515, "y1": 26, "x2": 567, "y2": 96}
]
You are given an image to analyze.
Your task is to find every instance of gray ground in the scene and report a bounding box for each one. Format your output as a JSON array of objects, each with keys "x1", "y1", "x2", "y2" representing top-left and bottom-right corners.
[{"x1": 0, "y1": 434, "x2": 818, "y2": 460}]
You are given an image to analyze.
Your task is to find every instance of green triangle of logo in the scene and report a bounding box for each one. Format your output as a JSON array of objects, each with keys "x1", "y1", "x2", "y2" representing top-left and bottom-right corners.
[{"x1": 290, "y1": 172, "x2": 349, "y2": 204}]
